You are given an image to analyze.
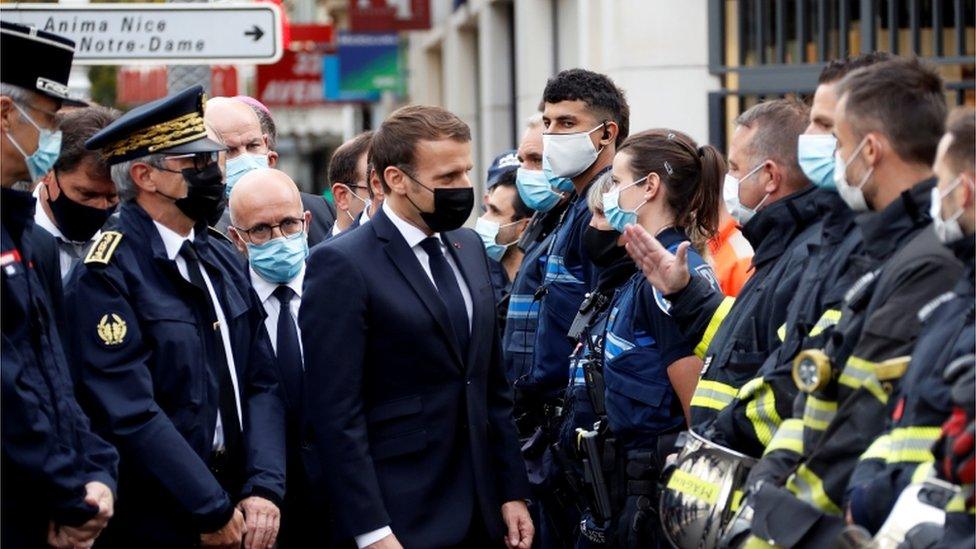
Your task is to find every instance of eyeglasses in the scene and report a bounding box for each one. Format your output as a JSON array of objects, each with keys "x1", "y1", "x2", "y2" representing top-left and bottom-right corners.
[
  {"x1": 233, "y1": 216, "x2": 305, "y2": 245},
  {"x1": 152, "y1": 152, "x2": 218, "y2": 173}
]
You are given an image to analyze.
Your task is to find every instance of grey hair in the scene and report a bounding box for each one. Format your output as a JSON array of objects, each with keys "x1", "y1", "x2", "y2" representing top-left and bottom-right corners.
[
  {"x1": 111, "y1": 153, "x2": 165, "y2": 202},
  {"x1": 734, "y1": 99, "x2": 810, "y2": 189},
  {"x1": 586, "y1": 170, "x2": 615, "y2": 216},
  {"x1": 526, "y1": 112, "x2": 544, "y2": 129},
  {"x1": 0, "y1": 83, "x2": 35, "y2": 105}
]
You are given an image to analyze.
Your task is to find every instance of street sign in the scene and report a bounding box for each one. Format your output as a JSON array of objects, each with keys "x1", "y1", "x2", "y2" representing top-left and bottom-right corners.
[{"x1": 0, "y1": 3, "x2": 283, "y2": 65}]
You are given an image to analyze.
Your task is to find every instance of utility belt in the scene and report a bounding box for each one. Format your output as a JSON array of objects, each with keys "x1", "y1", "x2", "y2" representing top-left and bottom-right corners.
[{"x1": 575, "y1": 423, "x2": 666, "y2": 522}]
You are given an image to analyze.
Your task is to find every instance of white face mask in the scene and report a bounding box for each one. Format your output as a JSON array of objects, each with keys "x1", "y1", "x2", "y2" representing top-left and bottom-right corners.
[
  {"x1": 542, "y1": 123, "x2": 606, "y2": 179},
  {"x1": 723, "y1": 161, "x2": 769, "y2": 225},
  {"x1": 930, "y1": 176, "x2": 970, "y2": 244},
  {"x1": 833, "y1": 136, "x2": 873, "y2": 212}
]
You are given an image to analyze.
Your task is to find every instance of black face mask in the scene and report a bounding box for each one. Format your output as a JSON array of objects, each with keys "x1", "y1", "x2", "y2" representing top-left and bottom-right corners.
[
  {"x1": 47, "y1": 171, "x2": 116, "y2": 242},
  {"x1": 160, "y1": 162, "x2": 226, "y2": 224},
  {"x1": 403, "y1": 171, "x2": 474, "y2": 233},
  {"x1": 583, "y1": 225, "x2": 627, "y2": 268}
]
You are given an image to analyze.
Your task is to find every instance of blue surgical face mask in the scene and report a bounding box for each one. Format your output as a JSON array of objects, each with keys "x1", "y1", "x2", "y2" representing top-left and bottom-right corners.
[
  {"x1": 797, "y1": 134, "x2": 837, "y2": 190},
  {"x1": 602, "y1": 176, "x2": 648, "y2": 233},
  {"x1": 516, "y1": 167, "x2": 562, "y2": 212},
  {"x1": 225, "y1": 153, "x2": 270, "y2": 197},
  {"x1": 247, "y1": 230, "x2": 308, "y2": 284},
  {"x1": 542, "y1": 155, "x2": 574, "y2": 192},
  {"x1": 475, "y1": 216, "x2": 520, "y2": 261},
  {"x1": 7, "y1": 103, "x2": 62, "y2": 182}
]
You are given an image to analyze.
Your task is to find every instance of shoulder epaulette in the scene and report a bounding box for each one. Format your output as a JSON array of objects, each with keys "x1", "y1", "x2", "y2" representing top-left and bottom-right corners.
[{"x1": 84, "y1": 231, "x2": 124, "y2": 265}]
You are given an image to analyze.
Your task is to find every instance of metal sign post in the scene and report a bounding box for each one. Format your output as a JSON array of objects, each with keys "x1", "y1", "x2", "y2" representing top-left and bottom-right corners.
[{"x1": 0, "y1": 3, "x2": 284, "y2": 65}]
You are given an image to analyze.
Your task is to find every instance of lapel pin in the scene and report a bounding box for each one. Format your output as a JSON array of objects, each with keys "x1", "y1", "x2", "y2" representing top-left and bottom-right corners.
[{"x1": 453, "y1": 242, "x2": 461, "y2": 249}]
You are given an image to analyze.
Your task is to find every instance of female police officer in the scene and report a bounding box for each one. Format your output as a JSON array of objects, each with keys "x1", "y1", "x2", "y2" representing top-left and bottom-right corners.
[{"x1": 598, "y1": 129, "x2": 724, "y2": 547}]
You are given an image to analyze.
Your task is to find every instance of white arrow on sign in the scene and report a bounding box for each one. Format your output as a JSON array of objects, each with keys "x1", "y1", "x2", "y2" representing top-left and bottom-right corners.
[{"x1": 0, "y1": 2, "x2": 283, "y2": 65}]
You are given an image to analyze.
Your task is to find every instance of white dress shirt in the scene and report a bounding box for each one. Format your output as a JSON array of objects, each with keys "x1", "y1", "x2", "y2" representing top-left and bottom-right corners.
[
  {"x1": 353, "y1": 203, "x2": 474, "y2": 548},
  {"x1": 153, "y1": 221, "x2": 243, "y2": 450},
  {"x1": 250, "y1": 264, "x2": 305, "y2": 362},
  {"x1": 32, "y1": 185, "x2": 101, "y2": 281},
  {"x1": 381, "y1": 201, "x2": 472, "y2": 325}
]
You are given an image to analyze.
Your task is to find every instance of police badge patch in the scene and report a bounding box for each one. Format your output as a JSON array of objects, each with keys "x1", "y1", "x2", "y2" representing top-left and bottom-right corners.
[{"x1": 96, "y1": 313, "x2": 128, "y2": 346}]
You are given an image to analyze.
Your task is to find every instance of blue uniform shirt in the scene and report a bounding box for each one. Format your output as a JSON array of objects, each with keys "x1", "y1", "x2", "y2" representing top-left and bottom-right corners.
[
  {"x1": 604, "y1": 228, "x2": 717, "y2": 450},
  {"x1": 502, "y1": 232, "x2": 553, "y2": 383},
  {"x1": 524, "y1": 172, "x2": 607, "y2": 395}
]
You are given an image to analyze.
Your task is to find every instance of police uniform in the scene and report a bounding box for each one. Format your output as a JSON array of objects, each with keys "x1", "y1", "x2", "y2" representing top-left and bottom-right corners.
[
  {"x1": 64, "y1": 86, "x2": 286, "y2": 546},
  {"x1": 846, "y1": 235, "x2": 975, "y2": 534},
  {"x1": 664, "y1": 185, "x2": 822, "y2": 430},
  {"x1": 547, "y1": 255, "x2": 636, "y2": 546},
  {"x1": 1, "y1": 22, "x2": 119, "y2": 549},
  {"x1": 601, "y1": 229, "x2": 715, "y2": 547},
  {"x1": 749, "y1": 180, "x2": 964, "y2": 548},
  {"x1": 504, "y1": 204, "x2": 568, "y2": 387},
  {"x1": 522, "y1": 169, "x2": 609, "y2": 398}
]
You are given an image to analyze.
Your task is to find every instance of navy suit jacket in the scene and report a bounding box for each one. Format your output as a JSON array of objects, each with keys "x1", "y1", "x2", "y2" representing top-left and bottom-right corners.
[{"x1": 299, "y1": 208, "x2": 529, "y2": 546}]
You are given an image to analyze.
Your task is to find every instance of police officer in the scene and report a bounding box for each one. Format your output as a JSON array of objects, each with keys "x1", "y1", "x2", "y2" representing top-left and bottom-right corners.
[
  {"x1": 744, "y1": 57, "x2": 963, "y2": 548},
  {"x1": 64, "y1": 85, "x2": 286, "y2": 548},
  {"x1": 0, "y1": 21, "x2": 119, "y2": 549},
  {"x1": 845, "y1": 108, "x2": 975, "y2": 539},
  {"x1": 504, "y1": 113, "x2": 571, "y2": 387},
  {"x1": 593, "y1": 129, "x2": 723, "y2": 547},
  {"x1": 476, "y1": 151, "x2": 531, "y2": 328},
  {"x1": 547, "y1": 175, "x2": 635, "y2": 547},
  {"x1": 624, "y1": 99, "x2": 820, "y2": 442}
]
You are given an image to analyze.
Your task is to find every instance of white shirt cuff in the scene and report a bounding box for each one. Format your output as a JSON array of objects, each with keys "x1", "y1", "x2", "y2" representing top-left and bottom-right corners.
[{"x1": 355, "y1": 526, "x2": 392, "y2": 548}]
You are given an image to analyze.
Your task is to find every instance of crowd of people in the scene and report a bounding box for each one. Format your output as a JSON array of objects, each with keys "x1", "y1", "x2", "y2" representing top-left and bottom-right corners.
[{"x1": 2, "y1": 18, "x2": 974, "y2": 549}]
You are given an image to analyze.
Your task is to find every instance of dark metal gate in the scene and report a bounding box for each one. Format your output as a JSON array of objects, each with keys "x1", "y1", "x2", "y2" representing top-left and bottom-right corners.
[{"x1": 707, "y1": 0, "x2": 976, "y2": 150}]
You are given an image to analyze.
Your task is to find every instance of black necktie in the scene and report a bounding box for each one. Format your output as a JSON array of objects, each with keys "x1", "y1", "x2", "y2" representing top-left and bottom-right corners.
[
  {"x1": 273, "y1": 285, "x2": 303, "y2": 409},
  {"x1": 419, "y1": 237, "x2": 469, "y2": 355},
  {"x1": 179, "y1": 241, "x2": 242, "y2": 454}
]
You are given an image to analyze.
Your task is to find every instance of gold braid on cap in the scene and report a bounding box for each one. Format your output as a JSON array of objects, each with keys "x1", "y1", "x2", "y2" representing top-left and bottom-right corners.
[{"x1": 101, "y1": 111, "x2": 207, "y2": 159}]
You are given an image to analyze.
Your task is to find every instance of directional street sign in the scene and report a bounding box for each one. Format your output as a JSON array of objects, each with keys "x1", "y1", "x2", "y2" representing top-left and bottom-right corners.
[{"x1": 0, "y1": 3, "x2": 283, "y2": 65}]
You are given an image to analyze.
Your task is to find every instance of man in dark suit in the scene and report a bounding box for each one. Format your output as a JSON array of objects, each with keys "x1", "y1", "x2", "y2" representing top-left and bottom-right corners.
[
  {"x1": 300, "y1": 105, "x2": 533, "y2": 549},
  {"x1": 65, "y1": 85, "x2": 286, "y2": 549},
  {"x1": 204, "y1": 96, "x2": 335, "y2": 245}
]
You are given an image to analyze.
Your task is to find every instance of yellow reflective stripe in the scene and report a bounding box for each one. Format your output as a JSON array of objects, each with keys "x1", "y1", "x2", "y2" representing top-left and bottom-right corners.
[
  {"x1": 859, "y1": 434, "x2": 891, "y2": 461},
  {"x1": 910, "y1": 461, "x2": 935, "y2": 484},
  {"x1": 776, "y1": 323, "x2": 786, "y2": 342},
  {"x1": 743, "y1": 379, "x2": 782, "y2": 447},
  {"x1": 743, "y1": 536, "x2": 778, "y2": 549},
  {"x1": 691, "y1": 379, "x2": 739, "y2": 411},
  {"x1": 802, "y1": 395, "x2": 837, "y2": 431},
  {"x1": 838, "y1": 355, "x2": 889, "y2": 403},
  {"x1": 765, "y1": 418, "x2": 804, "y2": 456},
  {"x1": 730, "y1": 489, "x2": 745, "y2": 511},
  {"x1": 667, "y1": 468, "x2": 720, "y2": 505},
  {"x1": 787, "y1": 465, "x2": 842, "y2": 514},
  {"x1": 888, "y1": 426, "x2": 943, "y2": 464},
  {"x1": 946, "y1": 491, "x2": 969, "y2": 513},
  {"x1": 694, "y1": 297, "x2": 735, "y2": 358},
  {"x1": 808, "y1": 309, "x2": 842, "y2": 337}
]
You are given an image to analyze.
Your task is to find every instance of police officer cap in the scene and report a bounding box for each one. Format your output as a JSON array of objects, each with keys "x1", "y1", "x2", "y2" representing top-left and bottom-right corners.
[
  {"x1": 86, "y1": 84, "x2": 226, "y2": 165},
  {"x1": 0, "y1": 21, "x2": 85, "y2": 106},
  {"x1": 487, "y1": 149, "x2": 519, "y2": 189}
]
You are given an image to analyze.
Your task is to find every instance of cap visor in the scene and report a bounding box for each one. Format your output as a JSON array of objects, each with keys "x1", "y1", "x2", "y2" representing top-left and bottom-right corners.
[{"x1": 159, "y1": 136, "x2": 227, "y2": 155}]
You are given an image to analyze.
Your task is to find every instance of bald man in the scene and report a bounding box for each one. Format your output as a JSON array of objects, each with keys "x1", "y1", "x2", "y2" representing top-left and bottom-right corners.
[
  {"x1": 206, "y1": 97, "x2": 335, "y2": 246},
  {"x1": 228, "y1": 168, "x2": 320, "y2": 548}
]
